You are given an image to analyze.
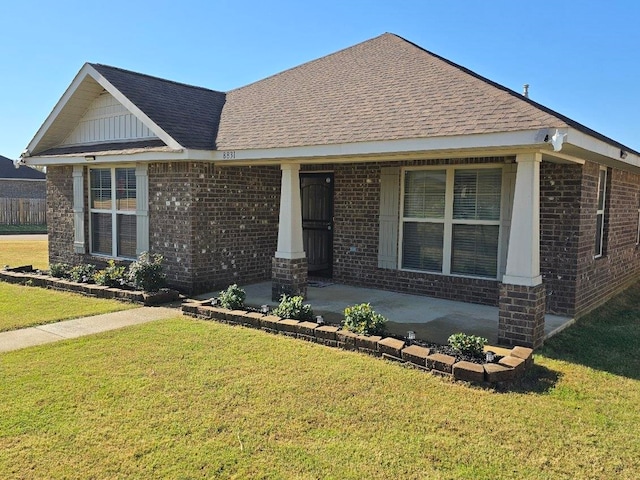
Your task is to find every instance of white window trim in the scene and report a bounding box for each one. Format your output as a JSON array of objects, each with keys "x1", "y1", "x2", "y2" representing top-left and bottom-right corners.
[
  {"x1": 88, "y1": 164, "x2": 139, "y2": 260},
  {"x1": 595, "y1": 166, "x2": 607, "y2": 259},
  {"x1": 636, "y1": 208, "x2": 640, "y2": 246},
  {"x1": 398, "y1": 163, "x2": 504, "y2": 280}
]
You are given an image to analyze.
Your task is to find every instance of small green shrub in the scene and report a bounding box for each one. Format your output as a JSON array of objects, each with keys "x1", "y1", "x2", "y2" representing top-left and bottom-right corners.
[
  {"x1": 69, "y1": 264, "x2": 97, "y2": 283},
  {"x1": 447, "y1": 333, "x2": 488, "y2": 357},
  {"x1": 343, "y1": 303, "x2": 387, "y2": 336},
  {"x1": 94, "y1": 260, "x2": 128, "y2": 287},
  {"x1": 128, "y1": 252, "x2": 166, "y2": 292},
  {"x1": 50, "y1": 263, "x2": 71, "y2": 278},
  {"x1": 272, "y1": 294, "x2": 314, "y2": 321},
  {"x1": 218, "y1": 284, "x2": 246, "y2": 310}
]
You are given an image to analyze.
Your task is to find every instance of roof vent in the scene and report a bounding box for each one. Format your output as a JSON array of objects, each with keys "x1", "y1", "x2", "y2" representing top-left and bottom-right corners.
[{"x1": 523, "y1": 84, "x2": 530, "y2": 98}]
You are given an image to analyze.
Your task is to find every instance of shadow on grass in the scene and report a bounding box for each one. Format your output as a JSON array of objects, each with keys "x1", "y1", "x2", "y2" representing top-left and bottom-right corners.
[
  {"x1": 538, "y1": 282, "x2": 640, "y2": 381},
  {"x1": 507, "y1": 364, "x2": 562, "y2": 394}
]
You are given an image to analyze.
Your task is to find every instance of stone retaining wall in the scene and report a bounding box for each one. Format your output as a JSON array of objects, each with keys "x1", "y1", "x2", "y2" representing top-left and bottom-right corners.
[
  {"x1": 182, "y1": 300, "x2": 534, "y2": 386},
  {"x1": 0, "y1": 269, "x2": 180, "y2": 306}
]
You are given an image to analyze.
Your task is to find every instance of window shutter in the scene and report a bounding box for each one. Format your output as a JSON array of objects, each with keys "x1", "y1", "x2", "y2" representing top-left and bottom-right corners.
[
  {"x1": 72, "y1": 165, "x2": 85, "y2": 253},
  {"x1": 135, "y1": 164, "x2": 149, "y2": 255},
  {"x1": 378, "y1": 167, "x2": 400, "y2": 269}
]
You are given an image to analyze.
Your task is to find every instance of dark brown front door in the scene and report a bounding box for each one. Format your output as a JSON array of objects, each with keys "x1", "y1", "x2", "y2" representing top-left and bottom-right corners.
[{"x1": 301, "y1": 173, "x2": 334, "y2": 277}]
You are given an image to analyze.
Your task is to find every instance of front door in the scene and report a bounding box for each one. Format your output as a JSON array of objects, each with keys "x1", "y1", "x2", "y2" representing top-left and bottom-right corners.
[{"x1": 301, "y1": 173, "x2": 334, "y2": 277}]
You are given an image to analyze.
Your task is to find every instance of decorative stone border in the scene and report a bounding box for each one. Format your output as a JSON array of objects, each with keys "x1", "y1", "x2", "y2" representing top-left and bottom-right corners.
[
  {"x1": 0, "y1": 268, "x2": 180, "y2": 306},
  {"x1": 182, "y1": 300, "x2": 534, "y2": 386}
]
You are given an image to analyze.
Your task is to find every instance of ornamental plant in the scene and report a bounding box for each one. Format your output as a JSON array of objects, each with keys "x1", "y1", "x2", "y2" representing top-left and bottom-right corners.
[
  {"x1": 94, "y1": 260, "x2": 127, "y2": 287},
  {"x1": 127, "y1": 252, "x2": 166, "y2": 292},
  {"x1": 342, "y1": 303, "x2": 387, "y2": 336},
  {"x1": 68, "y1": 264, "x2": 97, "y2": 283},
  {"x1": 50, "y1": 263, "x2": 71, "y2": 278},
  {"x1": 272, "y1": 294, "x2": 314, "y2": 321},
  {"x1": 218, "y1": 284, "x2": 246, "y2": 310},
  {"x1": 447, "y1": 333, "x2": 488, "y2": 357}
]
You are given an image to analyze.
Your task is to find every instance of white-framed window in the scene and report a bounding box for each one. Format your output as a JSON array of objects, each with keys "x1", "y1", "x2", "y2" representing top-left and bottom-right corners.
[
  {"x1": 400, "y1": 165, "x2": 502, "y2": 279},
  {"x1": 594, "y1": 166, "x2": 607, "y2": 258},
  {"x1": 636, "y1": 208, "x2": 640, "y2": 246},
  {"x1": 89, "y1": 166, "x2": 137, "y2": 258}
]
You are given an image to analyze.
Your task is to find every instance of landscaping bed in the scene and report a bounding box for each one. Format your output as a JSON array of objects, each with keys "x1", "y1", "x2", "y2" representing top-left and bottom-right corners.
[
  {"x1": 182, "y1": 298, "x2": 533, "y2": 386},
  {"x1": 0, "y1": 266, "x2": 180, "y2": 306}
]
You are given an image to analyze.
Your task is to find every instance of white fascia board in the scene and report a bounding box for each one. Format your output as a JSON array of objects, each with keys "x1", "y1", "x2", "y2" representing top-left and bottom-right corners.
[
  {"x1": 85, "y1": 65, "x2": 183, "y2": 150},
  {"x1": 566, "y1": 128, "x2": 640, "y2": 168},
  {"x1": 26, "y1": 63, "x2": 95, "y2": 154},
  {"x1": 210, "y1": 129, "x2": 551, "y2": 163},
  {"x1": 23, "y1": 149, "x2": 188, "y2": 166}
]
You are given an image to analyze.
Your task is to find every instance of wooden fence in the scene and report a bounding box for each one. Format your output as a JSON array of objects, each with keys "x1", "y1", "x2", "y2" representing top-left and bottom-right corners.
[{"x1": 0, "y1": 198, "x2": 47, "y2": 225}]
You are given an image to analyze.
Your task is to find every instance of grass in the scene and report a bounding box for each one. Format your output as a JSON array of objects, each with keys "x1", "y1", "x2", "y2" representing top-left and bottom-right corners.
[
  {"x1": 0, "y1": 237, "x2": 48, "y2": 270},
  {"x1": 0, "y1": 224, "x2": 47, "y2": 234},
  {"x1": 1, "y1": 289, "x2": 639, "y2": 479},
  {"x1": 0, "y1": 282, "x2": 137, "y2": 332}
]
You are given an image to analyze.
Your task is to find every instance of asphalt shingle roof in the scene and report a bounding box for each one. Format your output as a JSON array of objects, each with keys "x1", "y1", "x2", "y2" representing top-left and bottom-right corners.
[
  {"x1": 90, "y1": 63, "x2": 226, "y2": 150},
  {"x1": 0, "y1": 155, "x2": 45, "y2": 179},
  {"x1": 216, "y1": 33, "x2": 567, "y2": 150},
  {"x1": 35, "y1": 33, "x2": 637, "y2": 157}
]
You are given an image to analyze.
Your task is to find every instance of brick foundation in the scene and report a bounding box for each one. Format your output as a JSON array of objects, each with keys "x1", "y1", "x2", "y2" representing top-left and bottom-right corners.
[
  {"x1": 272, "y1": 257, "x2": 308, "y2": 301},
  {"x1": 498, "y1": 283, "x2": 545, "y2": 348}
]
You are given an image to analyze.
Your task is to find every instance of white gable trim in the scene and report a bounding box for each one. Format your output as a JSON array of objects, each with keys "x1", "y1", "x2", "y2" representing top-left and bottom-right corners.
[{"x1": 25, "y1": 64, "x2": 182, "y2": 157}]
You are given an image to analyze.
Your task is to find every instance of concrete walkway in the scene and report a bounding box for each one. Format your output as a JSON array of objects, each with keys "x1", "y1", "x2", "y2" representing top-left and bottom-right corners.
[{"x1": 0, "y1": 306, "x2": 181, "y2": 353}]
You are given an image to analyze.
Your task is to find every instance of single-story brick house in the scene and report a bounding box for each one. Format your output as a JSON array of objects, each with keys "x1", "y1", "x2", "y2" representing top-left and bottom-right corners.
[
  {"x1": 0, "y1": 154, "x2": 46, "y2": 199},
  {"x1": 19, "y1": 33, "x2": 640, "y2": 348}
]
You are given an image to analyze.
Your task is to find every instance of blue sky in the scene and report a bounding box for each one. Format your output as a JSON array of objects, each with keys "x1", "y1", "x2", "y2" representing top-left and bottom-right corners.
[{"x1": 2, "y1": 0, "x2": 638, "y2": 159}]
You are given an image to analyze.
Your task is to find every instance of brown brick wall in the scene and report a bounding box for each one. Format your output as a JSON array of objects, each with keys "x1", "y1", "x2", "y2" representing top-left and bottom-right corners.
[
  {"x1": 574, "y1": 162, "x2": 640, "y2": 316},
  {"x1": 47, "y1": 166, "x2": 85, "y2": 265},
  {"x1": 303, "y1": 158, "x2": 506, "y2": 306},
  {"x1": 148, "y1": 162, "x2": 280, "y2": 293},
  {"x1": 498, "y1": 283, "x2": 545, "y2": 348},
  {"x1": 0, "y1": 179, "x2": 46, "y2": 199},
  {"x1": 539, "y1": 162, "x2": 581, "y2": 314}
]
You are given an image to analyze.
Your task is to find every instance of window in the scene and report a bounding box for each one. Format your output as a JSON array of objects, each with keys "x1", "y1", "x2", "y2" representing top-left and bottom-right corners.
[
  {"x1": 401, "y1": 166, "x2": 502, "y2": 279},
  {"x1": 594, "y1": 167, "x2": 607, "y2": 258},
  {"x1": 89, "y1": 167, "x2": 137, "y2": 258}
]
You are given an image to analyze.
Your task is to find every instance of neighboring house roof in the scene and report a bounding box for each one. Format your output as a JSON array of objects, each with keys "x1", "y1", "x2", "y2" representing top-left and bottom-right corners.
[
  {"x1": 0, "y1": 155, "x2": 45, "y2": 179},
  {"x1": 23, "y1": 32, "x2": 639, "y2": 160}
]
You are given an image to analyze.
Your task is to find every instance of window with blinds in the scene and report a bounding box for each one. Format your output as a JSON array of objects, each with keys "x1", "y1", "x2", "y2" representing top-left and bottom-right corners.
[
  {"x1": 89, "y1": 167, "x2": 137, "y2": 258},
  {"x1": 401, "y1": 166, "x2": 502, "y2": 279}
]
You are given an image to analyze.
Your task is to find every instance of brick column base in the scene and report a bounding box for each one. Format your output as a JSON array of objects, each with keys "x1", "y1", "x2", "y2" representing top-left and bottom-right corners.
[
  {"x1": 272, "y1": 257, "x2": 308, "y2": 301},
  {"x1": 498, "y1": 283, "x2": 545, "y2": 349}
]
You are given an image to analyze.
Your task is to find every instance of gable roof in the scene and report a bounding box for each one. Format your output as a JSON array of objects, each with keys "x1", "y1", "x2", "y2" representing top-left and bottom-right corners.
[
  {"x1": 24, "y1": 32, "x2": 638, "y2": 161},
  {"x1": 89, "y1": 64, "x2": 226, "y2": 150},
  {"x1": 0, "y1": 155, "x2": 45, "y2": 179}
]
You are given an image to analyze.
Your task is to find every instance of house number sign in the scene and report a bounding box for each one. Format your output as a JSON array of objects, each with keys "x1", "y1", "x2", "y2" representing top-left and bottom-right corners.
[{"x1": 222, "y1": 151, "x2": 236, "y2": 160}]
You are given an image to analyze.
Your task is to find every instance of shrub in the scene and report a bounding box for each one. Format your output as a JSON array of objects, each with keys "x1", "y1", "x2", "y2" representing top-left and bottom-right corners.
[
  {"x1": 128, "y1": 252, "x2": 166, "y2": 292},
  {"x1": 50, "y1": 263, "x2": 71, "y2": 278},
  {"x1": 68, "y1": 264, "x2": 97, "y2": 283},
  {"x1": 94, "y1": 260, "x2": 128, "y2": 287},
  {"x1": 447, "y1": 333, "x2": 488, "y2": 357},
  {"x1": 218, "y1": 284, "x2": 246, "y2": 310},
  {"x1": 272, "y1": 294, "x2": 314, "y2": 321},
  {"x1": 343, "y1": 303, "x2": 387, "y2": 336}
]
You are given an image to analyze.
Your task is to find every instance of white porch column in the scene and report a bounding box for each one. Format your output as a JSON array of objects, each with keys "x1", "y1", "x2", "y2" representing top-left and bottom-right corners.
[
  {"x1": 502, "y1": 152, "x2": 542, "y2": 286},
  {"x1": 275, "y1": 163, "x2": 305, "y2": 259}
]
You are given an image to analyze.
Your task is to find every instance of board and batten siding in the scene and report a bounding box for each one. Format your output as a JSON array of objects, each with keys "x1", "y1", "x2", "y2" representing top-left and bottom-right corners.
[{"x1": 62, "y1": 92, "x2": 158, "y2": 145}]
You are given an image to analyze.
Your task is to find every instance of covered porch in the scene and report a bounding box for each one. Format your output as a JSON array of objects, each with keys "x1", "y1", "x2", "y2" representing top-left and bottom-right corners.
[{"x1": 199, "y1": 281, "x2": 573, "y2": 346}]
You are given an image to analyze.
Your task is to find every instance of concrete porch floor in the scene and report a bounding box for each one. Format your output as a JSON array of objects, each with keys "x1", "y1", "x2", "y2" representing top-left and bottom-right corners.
[{"x1": 198, "y1": 281, "x2": 573, "y2": 346}]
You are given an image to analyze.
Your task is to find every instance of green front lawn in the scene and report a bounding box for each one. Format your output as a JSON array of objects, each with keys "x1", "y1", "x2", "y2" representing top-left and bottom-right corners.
[
  {"x1": 0, "y1": 237, "x2": 48, "y2": 270},
  {"x1": 1, "y1": 288, "x2": 639, "y2": 479},
  {"x1": 0, "y1": 282, "x2": 136, "y2": 332}
]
